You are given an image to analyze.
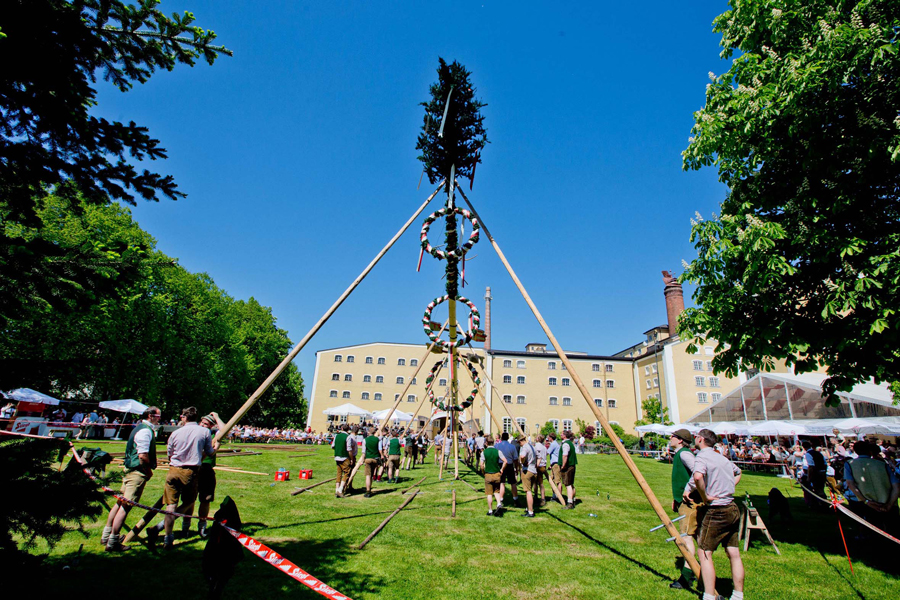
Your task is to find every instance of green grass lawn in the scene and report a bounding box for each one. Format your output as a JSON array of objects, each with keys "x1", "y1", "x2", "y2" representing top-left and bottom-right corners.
[{"x1": 19, "y1": 443, "x2": 900, "y2": 599}]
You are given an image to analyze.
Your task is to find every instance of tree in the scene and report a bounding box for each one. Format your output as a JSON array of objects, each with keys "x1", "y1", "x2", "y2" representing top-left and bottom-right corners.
[
  {"x1": 680, "y1": 0, "x2": 900, "y2": 402},
  {"x1": 539, "y1": 422, "x2": 558, "y2": 437},
  {"x1": 0, "y1": 0, "x2": 230, "y2": 326},
  {"x1": 633, "y1": 396, "x2": 673, "y2": 428}
]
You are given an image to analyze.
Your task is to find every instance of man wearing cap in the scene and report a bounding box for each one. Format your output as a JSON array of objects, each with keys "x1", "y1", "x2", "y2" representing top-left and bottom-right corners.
[
  {"x1": 684, "y1": 429, "x2": 744, "y2": 600},
  {"x1": 332, "y1": 424, "x2": 354, "y2": 497},
  {"x1": 668, "y1": 428, "x2": 700, "y2": 590},
  {"x1": 518, "y1": 435, "x2": 538, "y2": 517},
  {"x1": 197, "y1": 412, "x2": 225, "y2": 537},
  {"x1": 101, "y1": 406, "x2": 161, "y2": 551}
]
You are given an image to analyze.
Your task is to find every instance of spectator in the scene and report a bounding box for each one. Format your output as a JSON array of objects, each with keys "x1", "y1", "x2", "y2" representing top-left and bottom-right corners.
[{"x1": 844, "y1": 440, "x2": 900, "y2": 535}]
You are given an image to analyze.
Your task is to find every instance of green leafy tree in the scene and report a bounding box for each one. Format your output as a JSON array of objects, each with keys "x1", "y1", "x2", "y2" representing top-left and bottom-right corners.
[
  {"x1": 680, "y1": 0, "x2": 900, "y2": 402},
  {"x1": 633, "y1": 396, "x2": 673, "y2": 428},
  {"x1": 0, "y1": 0, "x2": 230, "y2": 326},
  {"x1": 539, "y1": 422, "x2": 558, "y2": 437}
]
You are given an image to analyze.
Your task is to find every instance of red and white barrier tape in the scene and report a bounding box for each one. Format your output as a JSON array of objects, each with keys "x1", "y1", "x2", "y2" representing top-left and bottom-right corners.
[
  {"x1": 798, "y1": 480, "x2": 900, "y2": 545},
  {"x1": 0, "y1": 429, "x2": 354, "y2": 599}
]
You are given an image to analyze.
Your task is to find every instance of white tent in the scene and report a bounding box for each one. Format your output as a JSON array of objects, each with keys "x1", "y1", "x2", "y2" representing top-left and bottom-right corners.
[
  {"x1": 323, "y1": 403, "x2": 373, "y2": 418},
  {"x1": 3, "y1": 388, "x2": 60, "y2": 405},
  {"x1": 830, "y1": 418, "x2": 900, "y2": 436},
  {"x1": 372, "y1": 408, "x2": 413, "y2": 422},
  {"x1": 99, "y1": 399, "x2": 148, "y2": 414},
  {"x1": 747, "y1": 420, "x2": 808, "y2": 436},
  {"x1": 635, "y1": 423, "x2": 669, "y2": 434}
]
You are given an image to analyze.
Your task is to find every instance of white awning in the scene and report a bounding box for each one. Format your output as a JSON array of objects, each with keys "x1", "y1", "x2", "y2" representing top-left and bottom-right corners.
[
  {"x1": 322, "y1": 403, "x2": 373, "y2": 417},
  {"x1": 99, "y1": 399, "x2": 148, "y2": 414},
  {"x1": 2, "y1": 388, "x2": 60, "y2": 405}
]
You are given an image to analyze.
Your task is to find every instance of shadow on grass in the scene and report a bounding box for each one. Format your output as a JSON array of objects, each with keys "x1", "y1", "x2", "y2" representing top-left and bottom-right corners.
[
  {"x1": 29, "y1": 535, "x2": 384, "y2": 599},
  {"x1": 818, "y1": 550, "x2": 867, "y2": 600}
]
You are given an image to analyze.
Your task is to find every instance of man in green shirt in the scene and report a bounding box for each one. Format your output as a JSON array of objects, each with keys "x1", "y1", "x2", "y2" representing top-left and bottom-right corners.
[
  {"x1": 560, "y1": 431, "x2": 578, "y2": 509},
  {"x1": 480, "y1": 435, "x2": 508, "y2": 516},
  {"x1": 332, "y1": 424, "x2": 353, "y2": 498},
  {"x1": 363, "y1": 427, "x2": 381, "y2": 498},
  {"x1": 668, "y1": 428, "x2": 699, "y2": 590},
  {"x1": 387, "y1": 429, "x2": 402, "y2": 483}
]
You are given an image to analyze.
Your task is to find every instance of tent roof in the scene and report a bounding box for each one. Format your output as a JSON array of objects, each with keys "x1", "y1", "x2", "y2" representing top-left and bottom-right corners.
[
  {"x1": 2, "y1": 388, "x2": 60, "y2": 405},
  {"x1": 322, "y1": 403, "x2": 373, "y2": 417}
]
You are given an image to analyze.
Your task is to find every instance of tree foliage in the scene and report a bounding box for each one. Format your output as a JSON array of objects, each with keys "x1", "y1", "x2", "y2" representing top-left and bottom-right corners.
[
  {"x1": 680, "y1": 0, "x2": 900, "y2": 401},
  {"x1": 1, "y1": 194, "x2": 305, "y2": 424},
  {"x1": 0, "y1": 0, "x2": 230, "y2": 326},
  {"x1": 633, "y1": 396, "x2": 673, "y2": 428}
]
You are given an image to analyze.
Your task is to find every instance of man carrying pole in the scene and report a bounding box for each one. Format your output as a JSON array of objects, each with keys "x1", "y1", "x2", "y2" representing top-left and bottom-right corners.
[
  {"x1": 668, "y1": 428, "x2": 700, "y2": 590},
  {"x1": 332, "y1": 424, "x2": 354, "y2": 498},
  {"x1": 363, "y1": 426, "x2": 381, "y2": 498},
  {"x1": 386, "y1": 428, "x2": 402, "y2": 484}
]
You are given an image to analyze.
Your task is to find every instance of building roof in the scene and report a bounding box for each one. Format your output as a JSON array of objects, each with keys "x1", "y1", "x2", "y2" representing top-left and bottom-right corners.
[{"x1": 486, "y1": 348, "x2": 632, "y2": 362}]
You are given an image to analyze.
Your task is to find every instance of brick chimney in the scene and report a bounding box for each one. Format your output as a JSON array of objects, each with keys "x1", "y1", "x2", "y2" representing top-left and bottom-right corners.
[
  {"x1": 662, "y1": 271, "x2": 684, "y2": 337},
  {"x1": 484, "y1": 286, "x2": 492, "y2": 351}
]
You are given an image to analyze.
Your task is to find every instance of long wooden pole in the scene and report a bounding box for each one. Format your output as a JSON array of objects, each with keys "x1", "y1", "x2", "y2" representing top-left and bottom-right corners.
[
  {"x1": 457, "y1": 185, "x2": 702, "y2": 579},
  {"x1": 437, "y1": 418, "x2": 450, "y2": 480},
  {"x1": 291, "y1": 476, "x2": 337, "y2": 496},
  {"x1": 401, "y1": 475, "x2": 427, "y2": 495},
  {"x1": 121, "y1": 498, "x2": 164, "y2": 544},
  {"x1": 358, "y1": 488, "x2": 420, "y2": 550},
  {"x1": 458, "y1": 354, "x2": 503, "y2": 432},
  {"x1": 215, "y1": 181, "x2": 446, "y2": 442},
  {"x1": 472, "y1": 356, "x2": 527, "y2": 439}
]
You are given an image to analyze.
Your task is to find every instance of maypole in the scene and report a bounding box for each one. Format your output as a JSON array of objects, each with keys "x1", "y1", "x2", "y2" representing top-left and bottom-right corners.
[{"x1": 416, "y1": 58, "x2": 488, "y2": 480}]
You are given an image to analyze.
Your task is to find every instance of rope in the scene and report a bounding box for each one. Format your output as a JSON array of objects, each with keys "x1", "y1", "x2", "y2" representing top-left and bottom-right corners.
[
  {"x1": 797, "y1": 480, "x2": 900, "y2": 545},
  {"x1": 0, "y1": 429, "x2": 354, "y2": 599}
]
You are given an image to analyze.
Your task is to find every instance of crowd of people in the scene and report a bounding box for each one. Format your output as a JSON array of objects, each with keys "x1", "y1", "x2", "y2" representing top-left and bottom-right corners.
[{"x1": 228, "y1": 425, "x2": 327, "y2": 444}]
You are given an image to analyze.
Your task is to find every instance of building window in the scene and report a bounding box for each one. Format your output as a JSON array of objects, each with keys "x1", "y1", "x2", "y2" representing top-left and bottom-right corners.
[
  {"x1": 516, "y1": 418, "x2": 527, "y2": 432},
  {"x1": 398, "y1": 358, "x2": 406, "y2": 366},
  {"x1": 517, "y1": 360, "x2": 526, "y2": 369},
  {"x1": 502, "y1": 417, "x2": 512, "y2": 434},
  {"x1": 394, "y1": 394, "x2": 400, "y2": 402},
  {"x1": 408, "y1": 395, "x2": 416, "y2": 402},
  {"x1": 646, "y1": 379, "x2": 652, "y2": 389},
  {"x1": 363, "y1": 375, "x2": 371, "y2": 383},
  {"x1": 549, "y1": 396, "x2": 559, "y2": 406},
  {"x1": 706, "y1": 361, "x2": 713, "y2": 371},
  {"x1": 365, "y1": 356, "x2": 373, "y2": 364},
  {"x1": 709, "y1": 377, "x2": 720, "y2": 388},
  {"x1": 692, "y1": 360, "x2": 703, "y2": 371},
  {"x1": 361, "y1": 392, "x2": 370, "y2": 400},
  {"x1": 342, "y1": 391, "x2": 351, "y2": 399},
  {"x1": 439, "y1": 378, "x2": 447, "y2": 386},
  {"x1": 695, "y1": 376, "x2": 706, "y2": 387},
  {"x1": 344, "y1": 374, "x2": 352, "y2": 381},
  {"x1": 592, "y1": 379, "x2": 602, "y2": 388},
  {"x1": 331, "y1": 373, "x2": 340, "y2": 381},
  {"x1": 652, "y1": 364, "x2": 657, "y2": 373},
  {"x1": 644, "y1": 365, "x2": 650, "y2": 376},
  {"x1": 503, "y1": 395, "x2": 512, "y2": 404},
  {"x1": 653, "y1": 377, "x2": 659, "y2": 388},
  {"x1": 503, "y1": 359, "x2": 512, "y2": 368},
  {"x1": 374, "y1": 393, "x2": 382, "y2": 401},
  {"x1": 606, "y1": 364, "x2": 614, "y2": 372},
  {"x1": 329, "y1": 390, "x2": 337, "y2": 398},
  {"x1": 517, "y1": 375, "x2": 526, "y2": 385},
  {"x1": 697, "y1": 392, "x2": 708, "y2": 403},
  {"x1": 608, "y1": 399, "x2": 617, "y2": 408},
  {"x1": 594, "y1": 398, "x2": 603, "y2": 407},
  {"x1": 378, "y1": 357, "x2": 386, "y2": 365},
  {"x1": 376, "y1": 375, "x2": 384, "y2": 383},
  {"x1": 562, "y1": 397, "x2": 572, "y2": 406},
  {"x1": 503, "y1": 375, "x2": 512, "y2": 384},
  {"x1": 516, "y1": 395, "x2": 526, "y2": 404},
  {"x1": 561, "y1": 378, "x2": 570, "y2": 386},
  {"x1": 548, "y1": 377, "x2": 557, "y2": 386},
  {"x1": 592, "y1": 363, "x2": 600, "y2": 372},
  {"x1": 606, "y1": 380, "x2": 615, "y2": 388},
  {"x1": 562, "y1": 420, "x2": 573, "y2": 433},
  {"x1": 410, "y1": 359, "x2": 418, "y2": 367},
  {"x1": 334, "y1": 354, "x2": 342, "y2": 362},
  {"x1": 548, "y1": 361, "x2": 557, "y2": 370},
  {"x1": 704, "y1": 346, "x2": 714, "y2": 355},
  {"x1": 561, "y1": 363, "x2": 567, "y2": 370},
  {"x1": 396, "y1": 377, "x2": 404, "y2": 385},
  {"x1": 711, "y1": 393, "x2": 722, "y2": 402},
  {"x1": 550, "y1": 419, "x2": 560, "y2": 431},
  {"x1": 347, "y1": 355, "x2": 355, "y2": 363}
]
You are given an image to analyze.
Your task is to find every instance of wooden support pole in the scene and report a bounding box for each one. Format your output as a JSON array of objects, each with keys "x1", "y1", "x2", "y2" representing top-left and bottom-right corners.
[
  {"x1": 456, "y1": 186, "x2": 702, "y2": 580},
  {"x1": 438, "y1": 418, "x2": 449, "y2": 480},
  {"x1": 291, "y1": 476, "x2": 337, "y2": 496},
  {"x1": 122, "y1": 497, "x2": 164, "y2": 544},
  {"x1": 358, "y1": 489, "x2": 420, "y2": 550},
  {"x1": 471, "y1": 357, "x2": 527, "y2": 438},
  {"x1": 452, "y1": 489, "x2": 457, "y2": 517},
  {"x1": 215, "y1": 181, "x2": 446, "y2": 442},
  {"x1": 458, "y1": 476, "x2": 478, "y2": 493},
  {"x1": 458, "y1": 355, "x2": 503, "y2": 432},
  {"x1": 402, "y1": 475, "x2": 427, "y2": 495}
]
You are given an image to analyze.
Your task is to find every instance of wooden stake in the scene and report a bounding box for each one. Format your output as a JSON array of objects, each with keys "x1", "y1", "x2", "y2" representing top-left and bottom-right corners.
[
  {"x1": 457, "y1": 185, "x2": 703, "y2": 580},
  {"x1": 452, "y1": 489, "x2": 457, "y2": 517},
  {"x1": 358, "y1": 489, "x2": 420, "y2": 550},
  {"x1": 402, "y1": 475, "x2": 427, "y2": 495},
  {"x1": 291, "y1": 476, "x2": 337, "y2": 496},
  {"x1": 215, "y1": 181, "x2": 446, "y2": 442},
  {"x1": 122, "y1": 497, "x2": 164, "y2": 544}
]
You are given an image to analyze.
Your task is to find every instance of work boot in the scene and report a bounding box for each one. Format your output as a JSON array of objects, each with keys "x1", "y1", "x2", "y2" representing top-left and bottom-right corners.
[{"x1": 145, "y1": 526, "x2": 159, "y2": 547}]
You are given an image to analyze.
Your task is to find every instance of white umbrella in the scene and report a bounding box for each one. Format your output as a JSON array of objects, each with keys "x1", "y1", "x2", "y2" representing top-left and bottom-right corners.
[
  {"x1": 372, "y1": 408, "x2": 413, "y2": 422},
  {"x1": 831, "y1": 417, "x2": 900, "y2": 436},
  {"x1": 2, "y1": 388, "x2": 60, "y2": 405},
  {"x1": 709, "y1": 421, "x2": 751, "y2": 436},
  {"x1": 747, "y1": 420, "x2": 807, "y2": 436},
  {"x1": 635, "y1": 423, "x2": 668, "y2": 434},
  {"x1": 99, "y1": 399, "x2": 148, "y2": 414},
  {"x1": 322, "y1": 403, "x2": 373, "y2": 418}
]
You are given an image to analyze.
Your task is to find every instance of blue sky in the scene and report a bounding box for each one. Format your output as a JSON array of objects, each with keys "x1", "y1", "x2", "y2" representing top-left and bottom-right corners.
[{"x1": 96, "y1": 1, "x2": 732, "y2": 394}]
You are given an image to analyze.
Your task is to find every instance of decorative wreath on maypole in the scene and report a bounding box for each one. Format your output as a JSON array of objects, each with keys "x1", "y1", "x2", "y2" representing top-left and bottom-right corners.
[
  {"x1": 424, "y1": 355, "x2": 481, "y2": 412},
  {"x1": 422, "y1": 295, "x2": 481, "y2": 349},
  {"x1": 420, "y1": 207, "x2": 480, "y2": 260}
]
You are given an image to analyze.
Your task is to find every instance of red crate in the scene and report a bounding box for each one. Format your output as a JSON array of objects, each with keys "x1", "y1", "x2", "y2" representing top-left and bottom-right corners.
[
  {"x1": 299, "y1": 469, "x2": 312, "y2": 479},
  {"x1": 274, "y1": 470, "x2": 290, "y2": 482}
]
